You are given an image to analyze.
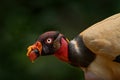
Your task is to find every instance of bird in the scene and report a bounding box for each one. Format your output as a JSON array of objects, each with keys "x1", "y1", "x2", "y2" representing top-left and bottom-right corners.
[{"x1": 26, "y1": 13, "x2": 120, "y2": 80}]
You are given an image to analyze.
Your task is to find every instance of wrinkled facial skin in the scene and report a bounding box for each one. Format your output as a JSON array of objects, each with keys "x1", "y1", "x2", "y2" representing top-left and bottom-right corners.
[
  {"x1": 38, "y1": 31, "x2": 62, "y2": 55},
  {"x1": 27, "y1": 31, "x2": 63, "y2": 62}
]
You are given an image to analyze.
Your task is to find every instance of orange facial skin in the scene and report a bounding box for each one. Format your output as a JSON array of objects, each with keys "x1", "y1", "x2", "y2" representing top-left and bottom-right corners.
[{"x1": 27, "y1": 41, "x2": 42, "y2": 62}]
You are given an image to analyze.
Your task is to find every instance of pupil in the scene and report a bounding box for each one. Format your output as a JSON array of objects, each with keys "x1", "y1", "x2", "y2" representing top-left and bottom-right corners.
[{"x1": 48, "y1": 39, "x2": 51, "y2": 42}]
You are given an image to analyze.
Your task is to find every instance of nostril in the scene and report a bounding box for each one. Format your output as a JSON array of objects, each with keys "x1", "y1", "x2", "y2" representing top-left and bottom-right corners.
[{"x1": 33, "y1": 49, "x2": 40, "y2": 56}]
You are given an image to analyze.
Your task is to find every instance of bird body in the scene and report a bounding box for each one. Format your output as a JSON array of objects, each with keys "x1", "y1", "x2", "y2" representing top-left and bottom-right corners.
[
  {"x1": 80, "y1": 13, "x2": 120, "y2": 60},
  {"x1": 27, "y1": 13, "x2": 120, "y2": 80},
  {"x1": 69, "y1": 35, "x2": 120, "y2": 80}
]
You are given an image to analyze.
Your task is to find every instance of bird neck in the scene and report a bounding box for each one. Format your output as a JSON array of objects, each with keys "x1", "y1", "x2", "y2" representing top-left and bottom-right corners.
[
  {"x1": 54, "y1": 36, "x2": 96, "y2": 67},
  {"x1": 54, "y1": 38, "x2": 70, "y2": 63},
  {"x1": 68, "y1": 36, "x2": 96, "y2": 67}
]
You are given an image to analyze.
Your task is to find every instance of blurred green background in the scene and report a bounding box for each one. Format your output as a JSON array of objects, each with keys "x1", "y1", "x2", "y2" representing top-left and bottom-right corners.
[{"x1": 0, "y1": 0, "x2": 120, "y2": 80}]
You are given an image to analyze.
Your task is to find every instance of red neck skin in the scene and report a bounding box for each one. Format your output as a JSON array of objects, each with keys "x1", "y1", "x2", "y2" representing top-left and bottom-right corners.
[{"x1": 54, "y1": 38, "x2": 70, "y2": 63}]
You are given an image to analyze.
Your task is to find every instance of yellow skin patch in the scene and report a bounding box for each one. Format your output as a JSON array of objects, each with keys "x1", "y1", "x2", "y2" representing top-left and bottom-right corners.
[{"x1": 66, "y1": 38, "x2": 69, "y2": 43}]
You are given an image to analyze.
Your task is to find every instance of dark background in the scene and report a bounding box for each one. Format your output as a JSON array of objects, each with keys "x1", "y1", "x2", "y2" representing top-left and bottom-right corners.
[{"x1": 0, "y1": 0, "x2": 120, "y2": 80}]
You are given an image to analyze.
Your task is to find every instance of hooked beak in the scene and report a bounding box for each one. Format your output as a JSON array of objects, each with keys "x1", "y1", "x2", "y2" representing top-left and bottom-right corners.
[{"x1": 26, "y1": 41, "x2": 42, "y2": 62}]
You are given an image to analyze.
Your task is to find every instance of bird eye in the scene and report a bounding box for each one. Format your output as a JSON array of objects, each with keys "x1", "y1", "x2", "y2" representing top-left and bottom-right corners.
[{"x1": 46, "y1": 38, "x2": 53, "y2": 44}]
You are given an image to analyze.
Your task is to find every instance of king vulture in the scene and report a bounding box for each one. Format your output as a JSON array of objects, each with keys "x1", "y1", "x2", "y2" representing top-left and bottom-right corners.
[{"x1": 27, "y1": 13, "x2": 120, "y2": 80}]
